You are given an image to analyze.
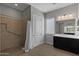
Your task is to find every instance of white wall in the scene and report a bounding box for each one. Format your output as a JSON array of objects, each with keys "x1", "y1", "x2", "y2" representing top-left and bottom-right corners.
[
  {"x1": 45, "y1": 18, "x2": 55, "y2": 45},
  {"x1": 0, "y1": 4, "x2": 22, "y2": 19},
  {"x1": 45, "y1": 3, "x2": 78, "y2": 34},
  {"x1": 45, "y1": 3, "x2": 78, "y2": 45},
  {"x1": 78, "y1": 4, "x2": 79, "y2": 18},
  {"x1": 30, "y1": 6, "x2": 44, "y2": 49},
  {"x1": 75, "y1": 3, "x2": 79, "y2": 35},
  {"x1": 46, "y1": 18, "x2": 55, "y2": 34},
  {"x1": 45, "y1": 4, "x2": 78, "y2": 20},
  {"x1": 22, "y1": 6, "x2": 31, "y2": 20}
]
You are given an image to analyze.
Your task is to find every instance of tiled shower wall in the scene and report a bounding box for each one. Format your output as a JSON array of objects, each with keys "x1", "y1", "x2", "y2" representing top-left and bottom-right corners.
[
  {"x1": 0, "y1": 15, "x2": 27, "y2": 51},
  {"x1": 0, "y1": 4, "x2": 28, "y2": 51}
]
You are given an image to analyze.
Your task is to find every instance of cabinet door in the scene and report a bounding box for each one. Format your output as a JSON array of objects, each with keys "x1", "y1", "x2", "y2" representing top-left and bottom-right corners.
[
  {"x1": 54, "y1": 37, "x2": 65, "y2": 48},
  {"x1": 54, "y1": 36, "x2": 70, "y2": 50},
  {"x1": 70, "y1": 39, "x2": 79, "y2": 53},
  {"x1": 54, "y1": 36, "x2": 79, "y2": 54}
]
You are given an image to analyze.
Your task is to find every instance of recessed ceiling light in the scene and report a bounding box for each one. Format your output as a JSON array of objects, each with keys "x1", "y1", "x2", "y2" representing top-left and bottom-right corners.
[{"x1": 14, "y1": 3, "x2": 18, "y2": 6}]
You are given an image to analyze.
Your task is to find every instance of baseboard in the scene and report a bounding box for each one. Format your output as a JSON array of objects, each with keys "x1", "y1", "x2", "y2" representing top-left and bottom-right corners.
[
  {"x1": 22, "y1": 48, "x2": 30, "y2": 52},
  {"x1": 22, "y1": 48, "x2": 25, "y2": 50},
  {"x1": 45, "y1": 42, "x2": 53, "y2": 45},
  {"x1": 25, "y1": 50, "x2": 30, "y2": 52},
  {"x1": 30, "y1": 41, "x2": 44, "y2": 49},
  {"x1": 22, "y1": 41, "x2": 44, "y2": 52}
]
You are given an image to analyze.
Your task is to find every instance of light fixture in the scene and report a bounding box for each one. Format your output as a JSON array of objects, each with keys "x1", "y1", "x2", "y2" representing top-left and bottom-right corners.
[
  {"x1": 61, "y1": 16, "x2": 64, "y2": 19},
  {"x1": 69, "y1": 14, "x2": 73, "y2": 17},
  {"x1": 14, "y1": 3, "x2": 18, "y2": 6},
  {"x1": 57, "y1": 14, "x2": 74, "y2": 21},
  {"x1": 58, "y1": 16, "x2": 61, "y2": 19},
  {"x1": 64, "y1": 15, "x2": 68, "y2": 18}
]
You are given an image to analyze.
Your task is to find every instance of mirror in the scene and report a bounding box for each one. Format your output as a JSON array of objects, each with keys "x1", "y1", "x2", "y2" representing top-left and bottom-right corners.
[
  {"x1": 77, "y1": 19, "x2": 79, "y2": 31},
  {"x1": 55, "y1": 19, "x2": 75, "y2": 35}
]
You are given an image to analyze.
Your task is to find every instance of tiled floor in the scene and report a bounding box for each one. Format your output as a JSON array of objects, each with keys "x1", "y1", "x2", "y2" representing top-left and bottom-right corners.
[{"x1": 0, "y1": 44, "x2": 78, "y2": 56}]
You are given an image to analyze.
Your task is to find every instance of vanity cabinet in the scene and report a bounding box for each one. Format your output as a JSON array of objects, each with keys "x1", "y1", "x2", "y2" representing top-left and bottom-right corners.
[{"x1": 53, "y1": 36, "x2": 79, "y2": 54}]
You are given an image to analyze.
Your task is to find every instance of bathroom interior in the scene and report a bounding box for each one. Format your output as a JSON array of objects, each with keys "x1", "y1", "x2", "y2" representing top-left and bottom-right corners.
[
  {"x1": 0, "y1": 3, "x2": 79, "y2": 56},
  {"x1": 0, "y1": 3, "x2": 30, "y2": 54}
]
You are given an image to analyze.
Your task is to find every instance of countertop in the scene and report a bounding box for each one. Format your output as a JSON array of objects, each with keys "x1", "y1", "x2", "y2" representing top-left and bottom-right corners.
[{"x1": 54, "y1": 34, "x2": 79, "y2": 39}]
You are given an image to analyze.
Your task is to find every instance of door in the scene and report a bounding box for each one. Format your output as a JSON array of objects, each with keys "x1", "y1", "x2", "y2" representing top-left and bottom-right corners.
[
  {"x1": 45, "y1": 18, "x2": 55, "y2": 45},
  {"x1": 30, "y1": 15, "x2": 44, "y2": 49}
]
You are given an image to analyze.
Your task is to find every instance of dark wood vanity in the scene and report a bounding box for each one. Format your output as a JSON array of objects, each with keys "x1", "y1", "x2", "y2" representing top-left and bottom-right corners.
[{"x1": 53, "y1": 35, "x2": 79, "y2": 54}]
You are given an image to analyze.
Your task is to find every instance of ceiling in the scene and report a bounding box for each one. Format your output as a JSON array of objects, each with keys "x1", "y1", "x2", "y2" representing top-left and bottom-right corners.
[
  {"x1": 29, "y1": 3, "x2": 73, "y2": 13},
  {"x1": 1, "y1": 3, "x2": 73, "y2": 13},
  {"x1": 2, "y1": 3, "x2": 29, "y2": 11}
]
